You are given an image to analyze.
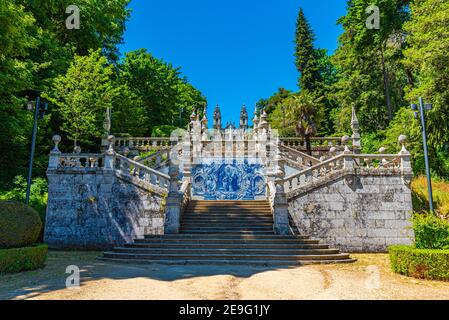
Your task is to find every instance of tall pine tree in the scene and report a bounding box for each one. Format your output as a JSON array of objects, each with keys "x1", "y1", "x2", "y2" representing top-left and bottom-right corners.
[{"x1": 295, "y1": 8, "x2": 322, "y2": 91}]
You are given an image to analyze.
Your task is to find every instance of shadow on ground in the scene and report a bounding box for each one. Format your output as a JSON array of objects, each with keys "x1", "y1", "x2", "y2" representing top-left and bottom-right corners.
[{"x1": 0, "y1": 250, "x2": 301, "y2": 300}]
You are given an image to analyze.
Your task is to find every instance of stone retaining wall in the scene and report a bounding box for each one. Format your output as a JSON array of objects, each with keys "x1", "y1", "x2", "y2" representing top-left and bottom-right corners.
[
  {"x1": 45, "y1": 169, "x2": 165, "y2": 249},
  {"x1": 288, "y1": 174, "x2": 415, "y2": 252}
]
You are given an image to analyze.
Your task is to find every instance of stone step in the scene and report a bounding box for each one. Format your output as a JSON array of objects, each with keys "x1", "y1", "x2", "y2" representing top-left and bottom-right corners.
[
  {"x1": 126, "y1": 242, "x2": 329, "y2": 250},
  {"x1": 181, "y1": 222, "x2": 273, "y2": 227},
  {"x1": 137, "y1": 238, "x2": 321, "y2": 245},
  {"x1": 181, "y1": 218, "x2": 274, "y2": 223},
  {"x1": 98, "y1": 257, "x2": 357, "y2": 266},
  {"x1": 112, "y1": 247, "x2": 340, "y2": 255},
  {"x1": 144, "y1": 234, "x2": 309, "y2": 240},
  {"x1": 102, "y1": 252, "x2": 352, "y2": 261}
]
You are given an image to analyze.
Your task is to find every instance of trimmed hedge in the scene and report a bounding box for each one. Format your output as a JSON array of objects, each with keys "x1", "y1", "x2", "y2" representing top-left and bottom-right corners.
[
  {"x1": 412, "y1": 214, "x2": 449, "y2": 249},
  {"x1": 0, "y1": 201, "x2": 42, "y2": 248},
  {"x1": 389, "y1": 245, "x2": 449, "y2": 281},
  {"x1": 0, "y1": 244, "x2": 48, "y2": 274}
]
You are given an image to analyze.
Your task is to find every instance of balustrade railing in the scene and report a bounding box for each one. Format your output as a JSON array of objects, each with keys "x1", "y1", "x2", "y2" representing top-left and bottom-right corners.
[
  {"x1": 280, "y1": 145, "x2": 321, "y2": 170},
  {"x1": 115, "y1": 154, "x2": 170, "y2": 189},
  {"x1": 135, "y1": 149, "x2": 171, "y2": 168},
  {"x1": 57, "y1": 154, "x2": 104, "y2": 169},
  {"x1": 280, "y1": 137, "x2": 346, "y2": 148},
  {"x1": 114, "y1": 137, "x2": 175, "y2": 150},
  {"x1": 283, "y1": 154, "x2": 346, "y2": 193}
]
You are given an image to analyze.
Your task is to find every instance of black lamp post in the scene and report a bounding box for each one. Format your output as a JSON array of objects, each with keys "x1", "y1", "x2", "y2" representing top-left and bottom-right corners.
[
  {"x1": 411, "y1": 97, "x2": 434, "y2": 212},
  {"x1": 24, "y1": 90, "x2": 48, "y2": 206}
]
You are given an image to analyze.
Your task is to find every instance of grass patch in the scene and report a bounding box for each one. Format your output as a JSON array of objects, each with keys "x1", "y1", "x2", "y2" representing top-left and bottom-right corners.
[
  {"x1": 412, "y1": 176, "x2": 449, "y2": 218},
  {"x1": 0, "y1": 244, "x2": 48, "y2": 274},
  {"x1": 389, "y1": 245, "x2": 449, "y2": 281}
]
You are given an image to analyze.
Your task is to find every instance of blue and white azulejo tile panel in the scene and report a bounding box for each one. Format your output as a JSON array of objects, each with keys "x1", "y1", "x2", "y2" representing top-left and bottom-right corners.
[{"x1": 192, "y1": 159, "x2": 266, "y2": 200}]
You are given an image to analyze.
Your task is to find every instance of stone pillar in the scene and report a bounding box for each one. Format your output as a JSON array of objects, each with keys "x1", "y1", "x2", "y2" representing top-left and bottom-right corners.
[
  {"x1": 342, "y1": 135, "x2": 354, "y2": 170},
  {"x1": 272, "y1": 151, "x2": 290, "y2": 235},
  {"x1": 48, "y1": 135, "x2": 62, "y2": 169},
  {"x1": 164, "y1": 161, "x2": 182, "y2": 234},
  {"x1": 104, "y1": 135, "x2": 115, "y2": 170},
  {"x1": 351, "y1": 105, "x2": 361, "y2": 154},
  {"x1": 399, "y1": 135, "x2": 413, "y2": 185}
]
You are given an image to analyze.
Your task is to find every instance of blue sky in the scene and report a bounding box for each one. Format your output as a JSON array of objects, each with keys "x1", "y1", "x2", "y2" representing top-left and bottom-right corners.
[{"x1": 119, "y1": 0, "x2": 346, "y2": 125}]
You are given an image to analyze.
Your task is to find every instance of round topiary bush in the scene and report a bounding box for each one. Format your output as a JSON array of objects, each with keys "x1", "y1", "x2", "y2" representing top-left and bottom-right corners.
[{"x1": 0, "y1": 201, "x2": 42, "y2": 249}]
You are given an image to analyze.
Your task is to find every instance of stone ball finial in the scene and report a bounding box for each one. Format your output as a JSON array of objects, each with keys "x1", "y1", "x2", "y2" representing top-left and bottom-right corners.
[
  {"x1": 123, "y1": 147, "x2": 130, "y2": 157},
  {"x1": 107, "y1": 135, "x2": 115, "y2": 143},
  {"x1": 398, "y1": 134, "x2": 407, "y2": 146},
  {"x1": 52, "y1": 135, "x2": 61, "y2": 153},
  {"x1": 329, "y1": 147, "x2": 337, "y2": 155},
  {"x1": 379, "y1": 147, "x2": 387, "y2": 154},
  {"x1": 74, "y1": 145, "x2": 82, "y2": 154},
  {"x1": 341, "y1": 135, "x2": 350, "y2": 145}
]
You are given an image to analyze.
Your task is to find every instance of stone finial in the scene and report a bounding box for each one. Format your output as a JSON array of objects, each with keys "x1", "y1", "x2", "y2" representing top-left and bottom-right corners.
[
  {"x1": 351, "y1": 105, "x2": 361, "y2": 154},
  {"x1": 342, "y1": 135, "x2": 351, "y2": 153},
  {"x1": 123, "y1": 147, "x2": 130, "y2": 157},
  {"x1": 258, "y1": 109, "x2": 268, "y2": 130},
  {"x1": 52, "y1": 135, "x2": 62, "y2": 153},
  {"x1": 103, "y1": 107, "x2": 111, "y2": 135},
  {"x1": 190, "y1": 110, "x2": 196, "y2": 122},
  {"x1": 106, "y1": 135, "x2": 115, "y2": 155},
  {"x1": 379, "y1": 147, "x2": 387, "y2": 154},
  {"x1": 74, "y1": 145, "x2": 82, "y2": 154},
  {"x1": 398, "y1": 134, "x2": 409, "y2": 154},
  {"x1": 329, "y1": 147, "x2": 337, "y2": 157}
]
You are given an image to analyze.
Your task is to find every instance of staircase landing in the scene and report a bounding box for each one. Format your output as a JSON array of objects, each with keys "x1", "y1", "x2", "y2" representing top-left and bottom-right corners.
[{"x1": 101, "y1": 200, "x2": 356, "y2": 266}]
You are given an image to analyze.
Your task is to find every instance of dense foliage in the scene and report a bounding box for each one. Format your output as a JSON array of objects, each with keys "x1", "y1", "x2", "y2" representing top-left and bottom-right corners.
[
  {"x1": 260, "y1": 0, "x2": 449, "y2": 178},
  {"x1": 0, "y1": 0, "x2": 206, "y2": 190},
  {"x1": 389, "y1": 245, "x2": 449, "y2": 281},
  {"x1": 412, "y1": 214, "x2": 449, "y2": 250}
]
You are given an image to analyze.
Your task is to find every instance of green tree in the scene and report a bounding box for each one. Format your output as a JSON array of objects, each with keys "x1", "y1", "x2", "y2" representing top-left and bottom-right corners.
[
  {"x1": 284, "y1": 91, "x2": 325, "y2": 155},
  {"x1": 295, "y1": 8, "x2": 322, "y2": 91},
  {"x1": 403, "y1": 0, "x2": 449, "y2": 150},
  {"x1": 119, "y1": 49, "x2": 206, "y2": 135},
  {"x1": 47, "y1": 50, "x2": 116, "y2": 148}
]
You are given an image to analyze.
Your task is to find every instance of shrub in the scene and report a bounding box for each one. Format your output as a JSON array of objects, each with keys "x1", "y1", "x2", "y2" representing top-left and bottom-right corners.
[
  {"x1": 0, "y1": 201, "x2": 42, "y2": 249},
  {"x1": 389, "y1": 245, "x2": 449, "y2": 281},
  {"x1": 0, "y1": 244, "x2": 48, "y2": 274},
  {"x1": 412, "y1": 214, "x2": 449, "y2": 249}
]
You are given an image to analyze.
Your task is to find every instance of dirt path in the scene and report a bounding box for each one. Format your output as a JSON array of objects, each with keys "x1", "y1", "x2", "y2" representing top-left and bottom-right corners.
[{"x1": 0, "y1": 252, "x2": 448, "y2": 300}]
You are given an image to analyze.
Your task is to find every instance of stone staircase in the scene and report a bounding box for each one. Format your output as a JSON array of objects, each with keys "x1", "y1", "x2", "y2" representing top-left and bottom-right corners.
[{"x1": 101, "y1": 200, "x2": 355, "y2": 265}]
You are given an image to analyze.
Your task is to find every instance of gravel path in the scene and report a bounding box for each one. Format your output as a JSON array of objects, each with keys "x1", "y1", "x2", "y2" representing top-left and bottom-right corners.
[{"x1": 0, "y1": 252, "x2": 448, "y2": 300}]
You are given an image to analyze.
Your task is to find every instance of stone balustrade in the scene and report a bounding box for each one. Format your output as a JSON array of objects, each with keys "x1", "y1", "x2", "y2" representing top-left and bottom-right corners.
[
  {"x1": 53, "y1": 154, "x2": 104, "y2": 170},
  {"x1": 280, "y1": 144, "x2": 321, "y2": 170},
  {"x1": 113, "y1": 137, "x2": 176, "y2": 151},
  {"x1": 115, "y1": 153, "x2": 170, "y2": 189},
  {"x1": 280, "y1": 137, "x2": 345, "y2": 148}
]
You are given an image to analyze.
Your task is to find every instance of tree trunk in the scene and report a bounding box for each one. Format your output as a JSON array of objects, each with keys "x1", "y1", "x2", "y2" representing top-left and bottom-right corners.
[
  {"x1": 305, "y1": 135, "x2": 312, "y2": 156},
  {"x1": 380, "y1": 47, "x2": 393, "y2": 121}
]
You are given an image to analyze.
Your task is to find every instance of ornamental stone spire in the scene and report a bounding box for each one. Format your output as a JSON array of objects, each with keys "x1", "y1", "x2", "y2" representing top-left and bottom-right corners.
[
  {"x1": 240, "y1": 104, "x2": 249, "y2": 130},
  {"x1": 351, "y1": 105, "x2": 361, "y2": 154},
  {"x1": 213, "y1": 104, "x2": 222, "y2": 130}
]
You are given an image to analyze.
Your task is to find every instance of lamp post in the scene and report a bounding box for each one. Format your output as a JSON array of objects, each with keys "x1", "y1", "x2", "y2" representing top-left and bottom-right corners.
[
  {"x1": 25, "y1": 91, "x2": 48, "y2": 206},
  {"x1": 411, "y1": 97, "x2": 434, "y2": 212}
]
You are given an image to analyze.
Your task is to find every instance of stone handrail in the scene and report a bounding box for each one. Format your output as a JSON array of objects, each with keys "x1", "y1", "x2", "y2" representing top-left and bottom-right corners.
[
  {"x1": 54, "y1": 153, "x2": 104, "y2": 169},
  {"x1": 283, "y1": 152, "x2": 410, "y2": 196},
  {"x1": 280, "y1": 144, "x2": 321, "y2": 170},
  {"x1": 115, "y1": 153, "x2": 170, "y2": 189},
  {"x1": 283, "y1": 154, "x2": 346, "y2": 193},
  {"x1": 135, "y1": 149, "x2": 171, "y2": 169}
]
